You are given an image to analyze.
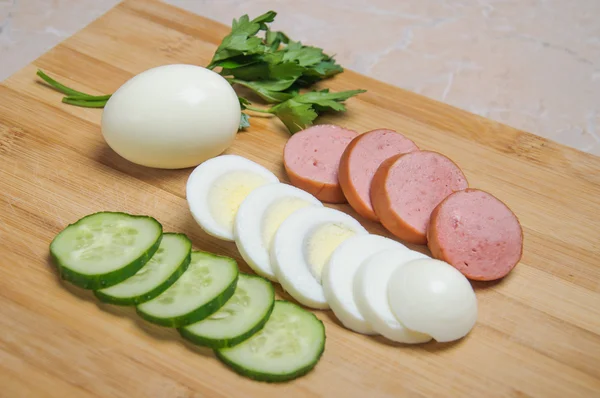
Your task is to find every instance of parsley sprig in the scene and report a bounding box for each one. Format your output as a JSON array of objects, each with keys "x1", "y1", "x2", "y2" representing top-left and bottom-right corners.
[
  {"x1": 209, "y1": 11, "x2": 365, "y2": 132},
  {"x1": 36, "y1": 11, "x2": 365, "y2": 134},
  {"x1": 244, "y1": 89, "x2": 365, "y2": 133}
]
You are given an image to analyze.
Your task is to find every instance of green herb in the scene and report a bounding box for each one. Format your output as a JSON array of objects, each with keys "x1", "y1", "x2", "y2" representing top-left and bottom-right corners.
[
  {"x1": 35, "y1": 10, "x2": 365, "y2": 134},
  {"x1": 230, "y1": 78, "x2": 297, "y2": 103},
  {"x1": 37, "y1": 70, "x2": 111, "y2": 106},
  {"x1": 207, "y1": 11, "x2": 276, "y2": 68},
  {"x1": 238, "y1": 97, "x2": 251, "y2": 130},
  {"x1": 210, "y1": 11, "x2": 365, "y2": 132},
  {"x1": 245, "y1": 89, "x2": 366, "y2": 133},
  {"x1": 239, "y1": 112, "x2": 251, "y2": 130},
  {"x1": 62, "y1": 98, "x2": 109, "y2": 108},
  {"x1": 265, "y1": 30, "x2": 289, "y2": 51}
]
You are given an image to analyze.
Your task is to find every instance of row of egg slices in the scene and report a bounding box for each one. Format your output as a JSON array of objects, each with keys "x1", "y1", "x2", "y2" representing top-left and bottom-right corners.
[{"x1": 186, "y1": 155, "x2": 478, "y2": 344}]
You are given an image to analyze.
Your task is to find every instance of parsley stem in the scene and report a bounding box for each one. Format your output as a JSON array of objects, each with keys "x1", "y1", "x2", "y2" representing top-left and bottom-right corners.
[
  {"x1": 67, "y1": 93, "x2": 112, "y2": 101},
  {"x1": 245, "y1": 105, "x2": 273, "y2": 114},
  {"x1": 37, "y1": 69, "x2": 106, "y2": 99},
  {"x1": 62, "y1": 97, "x2": 108, "y2": 108}
]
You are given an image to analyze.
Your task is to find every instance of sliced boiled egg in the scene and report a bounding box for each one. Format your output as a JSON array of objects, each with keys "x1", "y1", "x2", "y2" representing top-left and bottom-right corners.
[
  {"x1": 388, "y1": 258, "x2": 478, "y2": 343},
  {"x1": 322, "y1": 234, "x2": 403, "y2": 334},
  {"x1": 354, "y1": 248, "x2": 432, "y2": 343},
  {"x1": 270, "y1": 206, "x2": 367, "y2": 309},
  {"x1": 186, "y1": 155, "x2": 279, "y2": 241},
  {"x1": 234, "y1": 183, "x2": 322, "y2": 281}
]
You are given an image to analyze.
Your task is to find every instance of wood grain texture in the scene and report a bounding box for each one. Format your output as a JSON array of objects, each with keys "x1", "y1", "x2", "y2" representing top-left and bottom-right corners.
[{"x1": 1, "y1": 0, "x2": 599, "y2": 397}]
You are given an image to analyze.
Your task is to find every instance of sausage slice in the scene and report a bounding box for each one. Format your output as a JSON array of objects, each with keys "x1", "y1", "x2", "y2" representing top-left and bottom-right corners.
[
  {"x1": 283, "y1": 124, "x2": 358, "y2": 203},
  {"x1": 339, "y1": 129, "x2": 419, "y2": 221},
  {"x1": 427, "y1": 189, "x2": 523, "y2": 281},
  {"x1": 371, "y1": 151, "x2": 468, "y2": 244}
]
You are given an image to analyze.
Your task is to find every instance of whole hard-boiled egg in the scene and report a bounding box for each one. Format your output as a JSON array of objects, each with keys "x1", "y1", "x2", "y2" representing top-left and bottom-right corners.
[{"x1": 101, "y1": 64, "x2": 241, "y2": 169}]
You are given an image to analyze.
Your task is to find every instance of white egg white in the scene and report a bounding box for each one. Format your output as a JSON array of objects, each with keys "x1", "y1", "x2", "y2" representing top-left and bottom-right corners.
[
  {"x1": 270, "y1": 207, "x2": 367, "y2": 309},
  {"x1": 354, "y1": 248, "x2": 432, "y2": 343},
  {"x1": 322, "y1": 234, "x2": 403, "y2": 334},
  {"x1": 234, "y1": 183, "x2": 322, "y2": 281},
  {"x1": 186, "y1": 155, "x2": 279, "y2": 242},
  {"x1": 388, "y1": 258, "x2": 478, "y2": 343},
  {"x1": 101, "y1": 64, "x2": 241, "y2": 169}
]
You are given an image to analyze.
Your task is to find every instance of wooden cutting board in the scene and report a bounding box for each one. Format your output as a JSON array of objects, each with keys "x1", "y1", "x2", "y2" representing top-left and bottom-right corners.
[{"x1": 1, "y1": 0, "x2": 599, "y2": 397}]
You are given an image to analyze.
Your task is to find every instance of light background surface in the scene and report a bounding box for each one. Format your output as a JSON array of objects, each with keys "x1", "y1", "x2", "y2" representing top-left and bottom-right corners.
[{"x1": 1, "y1": 0, "x2": 598, "y2": 154}]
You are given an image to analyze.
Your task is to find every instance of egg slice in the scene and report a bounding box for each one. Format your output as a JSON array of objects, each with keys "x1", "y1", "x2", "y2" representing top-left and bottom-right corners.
[
  {"x1": 322, "y1": 234, "x2": 403, "y2": 334},
  {"x1": 271, "y1": 207, "x2": 367, "y2": 309},
  {"x1": 186, "y1": 155, "x2": 279, "y2": 241},
  {"x1": 354, "y1": 248, "x2": 432, "y2": 343},
  {"x1": 234, "y1": 183, "x2": 322, "y2": 281},
  {"x1": 388, "y1": 258, "x2": 478, "y2": 342}
]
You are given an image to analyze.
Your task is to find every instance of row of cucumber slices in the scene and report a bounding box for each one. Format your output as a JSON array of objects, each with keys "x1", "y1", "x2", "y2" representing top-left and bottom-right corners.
[{"x1": 50, "y1": 211, "x2": 325, "y2": 382}]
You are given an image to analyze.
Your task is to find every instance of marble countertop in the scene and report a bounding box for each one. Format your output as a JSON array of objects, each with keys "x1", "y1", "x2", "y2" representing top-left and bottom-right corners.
[{"x1": 1, "y1": 0, "x2": 599, "y2": 155}]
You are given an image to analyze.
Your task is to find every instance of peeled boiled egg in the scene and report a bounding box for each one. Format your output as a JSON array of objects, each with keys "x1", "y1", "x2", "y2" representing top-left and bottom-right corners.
[
  {"x1": 322, "y1": 234, "x2": 403, "y2": 334},
  {"x1": 234, "y1": 183, "x2": 322, "y2": 281},
  {"x1": 388, "y1": 258, "x2": 478, "y2": 343},
  {"x1": 354, "y1": 248, "x2": 432, "y2": 343},
  {"x1": 101, "y1": 64, "x2": 241, "y2": 169},
  {"x1": 186, "y1": 155, "x2": 279, "y2": 241},
  {"x1": 270, "y1": 206, "x2": 367, "y2": 309}
]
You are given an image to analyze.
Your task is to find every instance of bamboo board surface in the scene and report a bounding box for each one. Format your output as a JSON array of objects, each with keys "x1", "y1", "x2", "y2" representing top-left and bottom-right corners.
[{"x1": 1, "y1": 1, "x2": 599, "y2": 397}]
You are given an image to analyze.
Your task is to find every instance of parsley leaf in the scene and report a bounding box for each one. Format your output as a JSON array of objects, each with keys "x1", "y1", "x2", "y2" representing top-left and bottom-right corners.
[
  {"x1": 269, "y1": 102, "x2": 318, "y2": 134},
  {"x1": 269, "y1": 62, "x2": 305, "y2": 80},
  {"x1": 293, "y1": 88, "x2": 365, "y2": 111},
  {"x1": 266, "y1": 30, "x2": 289, "y2": 51},
  {"x1": 208, "y1": 11, "x2": 276, "y2": 67},
  {"x1": 212, "y1": 12, "x2": 343, "y2": 88},
  {"x1": 282, "y1": 41, "x2": 327, "y2": 67},
  {"x1": 251, "y1": 10, "x2": 277, "y2": 26},
  {"x1": 210, "y1": 56, "x2": 260, "y2": 70},
  {"x1": 239, "y1": 112, "x2": 251, "y2": 129},
  {"x1": 238, "y1": 96, "x2": 251, "y2": 130},
  {"x1": 267, "y1": 89, "x2": 366, "y2": 133},
  {"x1": 222, "y1": 63, "x2": 270, "y2": 81},
  {"x1": 231, "y1": 78, "x2": 297, "y2": 103},
  {"x1": 297, "y1": 60, "x2": 343, "y2": 86}
]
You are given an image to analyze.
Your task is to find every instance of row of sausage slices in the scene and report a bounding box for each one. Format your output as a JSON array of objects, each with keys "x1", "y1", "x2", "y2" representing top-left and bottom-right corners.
[{"x1": 283, "y1": 125, "x2": 524, "y2": 282}]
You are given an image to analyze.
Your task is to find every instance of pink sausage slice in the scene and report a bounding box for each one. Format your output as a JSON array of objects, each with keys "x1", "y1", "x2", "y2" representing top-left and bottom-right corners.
[
  {"x1": 339, "y1": 129, "x2": 419, "y2": 221},
  {"x1": 283, "y1": 124, "x2": 358, "y2": 203},
  {"x1": 370, "y1": 151, "x2": 468, "y2": 244},
  {"x1": 427, "y1": 188, "x2": 523, "y2": 281}
]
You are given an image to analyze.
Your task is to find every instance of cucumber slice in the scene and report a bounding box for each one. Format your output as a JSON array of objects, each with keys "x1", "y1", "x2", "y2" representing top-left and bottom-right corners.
[
  {"x1": 215, "y1": 300, "x2": 326, "y2": 382},
  {"x1": 136, "y1": 251, "x2": 238, "y2": 327},
  {"x1": 50, "y1": 212, "x2": 163, "y2": 289},
  {"x1": 179, "y1": 273, "x2": 275, "y2": 349},
  {"x1": 94, "y1": 233, "x2": 192, "y2": 305}
]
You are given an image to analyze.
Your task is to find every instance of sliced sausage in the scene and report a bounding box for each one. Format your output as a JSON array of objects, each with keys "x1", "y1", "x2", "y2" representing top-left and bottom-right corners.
[
  {"x1": 370, "y1": 151, "x2": 468, "y2": 244},
  {"x1": 339, "y1": 129, "x2": 419, "y2": 221},
  {"x1": 283, "y1": 124, "x2": 358, "y2": 203},
  {"x1": 427, "y1": 189, "x2": 523, "y2": 281}
]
